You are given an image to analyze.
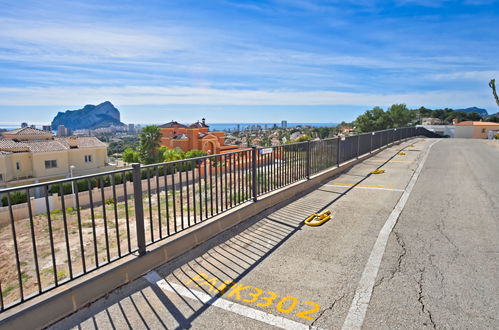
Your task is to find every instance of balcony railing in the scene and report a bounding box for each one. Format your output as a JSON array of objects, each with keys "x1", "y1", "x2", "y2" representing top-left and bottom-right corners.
[{"x1": 0, "y1": 126, "x2": 434, "y2": 312}]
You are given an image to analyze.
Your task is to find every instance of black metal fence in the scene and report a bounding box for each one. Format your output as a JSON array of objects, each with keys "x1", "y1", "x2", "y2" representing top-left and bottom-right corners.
[{"x1": 0, "y1": 126, "x2": 431, "y2": 311}]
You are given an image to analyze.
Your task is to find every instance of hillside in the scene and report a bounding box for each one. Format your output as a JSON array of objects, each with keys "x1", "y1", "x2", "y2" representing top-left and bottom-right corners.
[
  {"x1": 51, "y1": 101, "x2": 125, "y2": 130},
  {"x1": 455, "y1": 107, "x2": 489, "y2": 118}
]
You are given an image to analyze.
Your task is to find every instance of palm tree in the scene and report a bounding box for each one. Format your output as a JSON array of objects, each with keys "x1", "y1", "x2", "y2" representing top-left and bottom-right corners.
[
  {"x1": 139, "y1": 125, "x2": 162, "y2": 164},
  {"x1": 490, "y1": 79, "x2": 499, "y2": 107}
]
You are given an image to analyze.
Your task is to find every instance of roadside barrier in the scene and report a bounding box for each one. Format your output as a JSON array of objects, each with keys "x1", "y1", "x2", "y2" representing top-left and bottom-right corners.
[{"x1": 0, "y1": 126, "x2": 433, "y2": 313}]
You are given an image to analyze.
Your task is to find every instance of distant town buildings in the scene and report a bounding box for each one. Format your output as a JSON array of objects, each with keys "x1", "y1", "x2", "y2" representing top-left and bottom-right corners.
[
  {"x1": 0, "y1": 127, "x2": 111, "y2": 188},
  {"x1": 42, "y1": 125, "x2": 52, "y2": 131},
  {"x1": 159, "y1": 119, "x2": 239, "y2": 154},
  {"x1": 281, "y1": 120, "x2": 288, "y2": 128},
  {"x1": 422, "y1": 117, "x2": 443, "y2": 125},
  {"x1": 57, "y1": 125, "x2": 73, "y2": 137}
]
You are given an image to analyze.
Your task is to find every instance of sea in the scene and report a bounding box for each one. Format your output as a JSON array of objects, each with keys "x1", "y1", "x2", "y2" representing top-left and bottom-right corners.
[
  {"x1": 0, "y1": 122, "x2": 339, "y2": 131},
  {"x1": 208, "y1": 123, "x2": 338, "y2": 131}
]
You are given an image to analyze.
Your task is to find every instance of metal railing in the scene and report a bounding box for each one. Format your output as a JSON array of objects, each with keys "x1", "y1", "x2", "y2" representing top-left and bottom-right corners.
[{"x1": 0, "y1": 126, "x2": 432, "y2": 311}]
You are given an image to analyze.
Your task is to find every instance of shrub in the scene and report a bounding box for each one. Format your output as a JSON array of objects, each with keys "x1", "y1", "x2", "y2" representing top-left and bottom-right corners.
[{"x1": 1, "y1": 191, "x2": 28, "y2": 206}]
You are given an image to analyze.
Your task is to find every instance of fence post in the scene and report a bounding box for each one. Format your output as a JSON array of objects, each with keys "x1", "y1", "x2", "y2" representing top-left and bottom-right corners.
[
  {"x1": 370, "y1": 133, "x2": 374, "y2": 153},
  {"x1": 357, "y1": 135, "x2": 360, "y2": 158},
  {"x1": 251, "y1": 146, "x2": 258, "y2": 202},
  {"x1": 132, "y1": 163, "x2": 146, "y2": 256},
  {"x1": 306, "y1": 141, "x2": 311, "y2": 179},
  {"x1": 336, "y1": 137, "x2": 340, "y2": 166}
]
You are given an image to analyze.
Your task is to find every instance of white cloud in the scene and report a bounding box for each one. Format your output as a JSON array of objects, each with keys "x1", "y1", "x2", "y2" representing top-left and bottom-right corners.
[
  {"x1": 0, "y1": 19, "x2": 189, "y2": 60},
  {"x1": 0, "y1": 85, "x2": 494, "y2": 109},
  {"x1": 428, "y1": 70, "x2": 499, "y2": 81}
]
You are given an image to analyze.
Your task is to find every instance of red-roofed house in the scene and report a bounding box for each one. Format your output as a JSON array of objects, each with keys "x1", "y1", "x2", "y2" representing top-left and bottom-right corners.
[
  {"x1": 159, "y1": 119, "x2": 239, "y2": 154},
  {"x1": 454, "y1": 121, "x2": 499, "y2": 139}
]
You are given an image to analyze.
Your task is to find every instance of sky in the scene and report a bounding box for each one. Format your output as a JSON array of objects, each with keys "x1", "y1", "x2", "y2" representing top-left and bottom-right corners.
[{"x1": 0, "y1": 0, "x2": 498, "y2": 125}]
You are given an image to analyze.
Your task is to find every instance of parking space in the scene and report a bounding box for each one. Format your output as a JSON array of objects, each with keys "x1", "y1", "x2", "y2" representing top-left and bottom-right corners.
[{"x1": 49, "y1": 138, "x2": 434, "y2": 330}]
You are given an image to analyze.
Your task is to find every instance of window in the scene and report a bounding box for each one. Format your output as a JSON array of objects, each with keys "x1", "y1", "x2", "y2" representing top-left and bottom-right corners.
[
  {"x1": 44, "y1": 160, "x2": 57, "y2": 169},
  {"x1": 482, "y1": 128, "x2": 486, "y2": 133},
  {"x1": 84, "y1": 155, "x2": 92, "y2": 163},
  {"x1": 0, "y1": 174, "x2": 3, "y2": 182},
  {"x1": 16, "y1": 162, "x2": 20, "y2": 170}
]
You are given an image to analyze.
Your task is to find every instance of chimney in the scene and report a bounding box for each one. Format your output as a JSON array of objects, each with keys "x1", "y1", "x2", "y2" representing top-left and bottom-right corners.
[{"x1": 452, "y1": 119, "x2": 458, "y2": 125}]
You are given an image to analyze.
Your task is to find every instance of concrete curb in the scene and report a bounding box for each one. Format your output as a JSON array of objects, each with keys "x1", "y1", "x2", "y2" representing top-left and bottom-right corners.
[{"x1": 0, "y1": 138, "x2": 413, "y2": 330}]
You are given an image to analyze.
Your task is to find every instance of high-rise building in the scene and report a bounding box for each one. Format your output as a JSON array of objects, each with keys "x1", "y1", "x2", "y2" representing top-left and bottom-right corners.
[
  {"x1": 57, "y1": 125, "x2": 67, "y2": 137},
  {"x1": 281, "y1": 120, "x2": 288, "y2": 128},
  {"x1": 42, "y1": 125, "x2": 52, "y2": 131},
  {"x1": 127, "y1": 124, "x2": 135, "y2": 133}
]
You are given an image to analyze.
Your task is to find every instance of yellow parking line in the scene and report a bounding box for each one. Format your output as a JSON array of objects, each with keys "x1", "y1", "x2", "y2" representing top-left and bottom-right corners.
[
  {"x1": 327, "y1": 182, "x2": 404, "y2": 192},
  {"x1": 369, "y1": 159, "x2": 411, "y2": 163},
  {"x1": 331, "y1": 182, "x2": 393, "y2": 189}
]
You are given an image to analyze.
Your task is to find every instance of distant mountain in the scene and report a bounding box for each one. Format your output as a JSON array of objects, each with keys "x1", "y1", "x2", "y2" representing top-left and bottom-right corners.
[
  {"x1": 51, "y1": 101, "x2": 125, "y2": 130},
  {"x1": 455, "y1": 107, "x2": 489, "y2": 118}
]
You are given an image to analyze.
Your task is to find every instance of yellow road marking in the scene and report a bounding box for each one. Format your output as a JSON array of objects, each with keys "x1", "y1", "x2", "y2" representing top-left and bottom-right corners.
[
  {"x1": 369, "y1": 159, "x2": 411, "y2": 163},
  {"x1": 182, "y1": 272, "x2": 322, "y2": 323},
  {"x1": 331, "y1": 182, "x2": 393, "y2": 189},
  {"x1": 327, "y1": 182, "x2": 404, "y2": 192}
]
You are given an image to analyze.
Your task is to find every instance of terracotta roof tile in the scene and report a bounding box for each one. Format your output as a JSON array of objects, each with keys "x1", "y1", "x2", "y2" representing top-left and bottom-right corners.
[
  {"x1": 3, "y1": 127, "x2": 51, "y2": 136},
  {"x1": 0, "y1": 136, "x2": 105, "y2": 153}
]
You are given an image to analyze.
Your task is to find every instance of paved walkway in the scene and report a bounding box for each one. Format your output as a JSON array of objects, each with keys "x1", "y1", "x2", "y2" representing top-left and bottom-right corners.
[{"x1": 49, "y1": 138, "x2": 499, "y2": 329}]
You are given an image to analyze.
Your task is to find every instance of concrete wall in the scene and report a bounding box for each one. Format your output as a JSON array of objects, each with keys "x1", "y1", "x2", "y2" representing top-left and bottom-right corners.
[
  {"x1": 417, "y1": 125, "x2": 455, "y2": 138},
  {"x1": 455, "y1": 125, "x2": 474, "y2": 138}
]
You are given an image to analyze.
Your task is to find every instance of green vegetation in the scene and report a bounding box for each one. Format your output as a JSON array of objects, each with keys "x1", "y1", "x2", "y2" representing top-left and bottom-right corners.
[
  {"x1": 1, "y1": 191, "x2": 28, "y2": 207},
  {"x1": 138, "y1": 125, "x2": 163, "y2": 164},
  {"x1": 355, "y1": 104, "x2": 416, "y2": 132},
  {"x1": 353, "y1": 104, "x2": 491, "y2": 133},
  {"x1": 107, "y1": 136, "x2": 140, "y2": 156},
  {"x1": 122, "y1": 148, "x2": 140, "y2": 164}
]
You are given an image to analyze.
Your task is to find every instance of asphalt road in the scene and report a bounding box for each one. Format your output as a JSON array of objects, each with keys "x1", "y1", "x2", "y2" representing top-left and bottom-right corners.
[{"x1": 48, "y1": 138, "x2": 499, "y2": 330}]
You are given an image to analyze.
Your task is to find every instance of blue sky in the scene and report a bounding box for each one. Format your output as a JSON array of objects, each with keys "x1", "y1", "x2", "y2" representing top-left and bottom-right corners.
[{"x1": 0, "y1": 0, "x2": 498, "y2": 125}]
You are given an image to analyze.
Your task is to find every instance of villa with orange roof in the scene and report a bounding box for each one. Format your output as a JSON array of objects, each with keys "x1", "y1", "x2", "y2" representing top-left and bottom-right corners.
[{"x1": 159, "y1": 119, "x2": 239, "y2": 154}]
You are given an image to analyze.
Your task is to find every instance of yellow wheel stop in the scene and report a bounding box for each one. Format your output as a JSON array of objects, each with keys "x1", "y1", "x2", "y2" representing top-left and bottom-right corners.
[
  {"x1": 304, "y1": 210, "x2": 331, "y2": 226},
  {"x1": 370, "y1": 169, "x2": 385, "y2": 174}
]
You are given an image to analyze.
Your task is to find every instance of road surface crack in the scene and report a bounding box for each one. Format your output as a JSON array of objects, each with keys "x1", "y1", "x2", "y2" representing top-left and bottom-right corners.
[
  {"x1": 373, "y1": 231, "x2": 407, "y2": 288},
  {"x1": 309, "y1": 293, "x2": 347, "y2": 328},
  {"x1": 416, "y1": 267, "x2": 436, "y2": 329}
]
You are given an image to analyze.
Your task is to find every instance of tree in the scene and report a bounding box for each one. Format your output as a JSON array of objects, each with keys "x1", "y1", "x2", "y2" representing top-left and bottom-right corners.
[
  {"x1": 387, "y1": 104, "x2": 415, "y2": 127},
  {"x1": 487, "y1": 115, "x2": 499, "y2": 123},
  {"x1": 355, "y1": 107, "x2": 391, "y2": 132},
  {"x1": 139, "y1": 125, "x2": 162, "y2": 164},
  {"x1": 122, "y1": 148, "x2": 139, "y2": 164},
  {"x1": 489, "y1": 79, "x2": 499, "y2": 107}
]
